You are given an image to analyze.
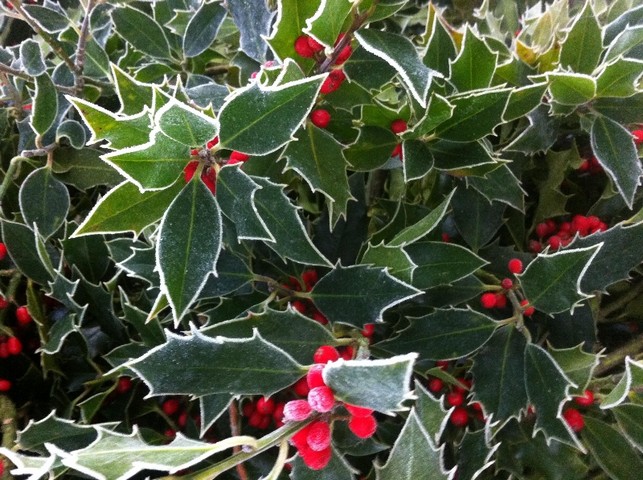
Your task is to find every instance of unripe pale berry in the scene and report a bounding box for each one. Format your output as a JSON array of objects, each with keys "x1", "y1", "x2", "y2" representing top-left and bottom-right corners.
[
  {"x1": 508, "y1": 258, "x2": 523, "y2": 274},
  {"x1": 563, "y1": 408, "x2": 584, "y2": 432},
  {"x1": 313, "y1": 345, "x2": 340, "y2": 364},
  {"x1": 16, "y1": 306, "x2": 32, "y2": 326},
  {"x1": 348, "y1": 413, "x2": 377, "y2": 438},
  {"x1": 480, "y1": 292, "x2": 497, "y2": 309},
  {"x1": 283, "y1": 399, "x2": 312, "y2": 421},
  {"x1": 310, "y1": 109, "x2": 331, "y2": 129},
  {"x1": 306, "y1": 420, "x2": 332, "y2": 451},
  {"x1": 308, "y1": 386, "x2": 335, "y2": 412}
]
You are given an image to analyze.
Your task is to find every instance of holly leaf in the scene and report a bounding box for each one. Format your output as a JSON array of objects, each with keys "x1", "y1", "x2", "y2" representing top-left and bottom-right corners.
[
  {"x1": 467, "y1": 165, "x2": 526, "y2": 212},
  {"x1": 449, "y1": 26, "x2": 498, "y2": 91},
  {"x1": 377, "y1": 308, "x2": 497, "y2": 361},
  {"x1": 310, "y1": 264, "x2": 421, "y2": 328},
  {"x1": 504, "y1": 82, "x2": 548, "y2": 122},
  {"x1": 548, "y1": 344, "x2": 600, "y2": 393},
  {"x1": 155, "y1": 98, "x2": 218, "y2": 147},
  {"x1": 0, "y1": 220, "x2": 53, "y2": 285},
  {"x1": 19, "y1": 166, "x2": 69, "y2": 239},
  {"x1": 17, "y1": 411, "x2": 98, "y2": 455},
  {"x1": 304, "y1": 0, "x2": 353, "y2": 47},
  {"x1": 402, "y1": 140, "x2": 434, "y2": 182},
  {"x1": 266, "y1": 0, "x2": 320, "y2": 63},
  {"x1": 252, "y1": 177, "x2": 331, "y2": 266},
  {"x1": 202, "y1": 308, "x2": 336, "y2": 365},
  {"x1": 52, "y1": 426, "x2": 256, "y2": 480},
  {"x1": 183, "y1": 1, "x2": 226, "y2": 58},
  {"x1": 408, "y1": 93, "x2": 454, "y2": 138},
  {"x1": 361, "y1": 243, "x2": 416, "y2": 283},
  {"x1": 20, "y1": 38, "x2": 45, "y2": 76},
  {"x1": 31, "y1": 72, "x2": 58, "y2": 135},
  {"x1": 613, "y1": 404, "x2": 643, "y2": 451},
  {"x1": 283, "y1": 125, "x2": 353, "y2": 219},
  {"x1": 343, "y1": 46, "x2": 397, "y2": 91},
  {"x1": 596, "y1": 57, "x2": 643, "y2": 98},
  {"x1": 128, "y1": 329, "x2": 303, "y2": 396},
  {"x1": 375, "y1": 409, "x2": 450, "y2": 480},
  {"x1": 52, "y1": 147, "x2": 126, "y2": 191},
  {"x1": 601, "y1": 357, "x2": 643, "y2": 409},
  {"x1": 546, "y1": 72, "x2": 596, "y2": 106},
  {"x1": 423, "y1": 13, "x2": 457, "y2": 76},
  {"x1": 112, "y1": 64, "x2": 154, "y2": 116},
  {"x1": 471, "y1": 326, "x2": 528, "y2": 425},
  {"x1": 199, "y1": 394, "x2": 233, "y2": 436},
  {"x1": 524, "y1": 343, "x2": 581, "y2": 450},
  {"x1": 324, "y1": 353, "x2": 417, "y2": 413},
  {"x1": 344, "y1": 126, "x2": 399, "y2": 171},
  {"x1": 559, "y1": 1, "x2": 602, "y2": 74},
  {"x1": 156, "y1": 179, "x2": 222, "y2": 324},
  {"x1": 414, "y1": 380, "x2": 449, "y2": 445},
  {"x1": 218, "y1": 76, "x2": 325, "y2": 155},
  {"x1": 227, "y1": 0, "x2": 273, "y2": 62},
  {"x1": 355, "y1": 29, "x2": 437, "y2": 107},
  {"x1": 452, "y1": 188, "x2": 506, "y2": 251},
  {"x1": 111, "y1": 5, "x2": 172, "y2": 60},
  {"x1": 73, "y1": 180, "x2": 183, "y2": 237},
  {"x1": 518, "y1": 245, "x2": 602, "y2": 314},
  {"x1": 591, "y1": 115, "x2": 642, "y2": 209},
  {"x1": 457, "y1": 429, "x2": 499, "y2": 480},
  {"x1": 428, "y1": 140, "x2": 496, "y2": 172},
  {"x1": 56, "y1": 120, "x2": 86, "y2": 149}
]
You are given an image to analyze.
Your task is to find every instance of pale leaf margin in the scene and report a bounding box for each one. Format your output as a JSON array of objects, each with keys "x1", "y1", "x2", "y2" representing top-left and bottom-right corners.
[{"x1": 601, "y1": 356, "x2": 643, "y2": 409}]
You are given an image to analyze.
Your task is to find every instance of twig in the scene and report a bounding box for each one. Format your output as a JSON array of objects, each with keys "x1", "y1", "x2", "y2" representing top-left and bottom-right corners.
[
  {"x1": 0, "y1": 156, "x2": 25, "y2": 208},
  {"x1": 228, "y1": 401, "x2": 248, "y2": 480},
  {"x1": 597, "y1": 280, "x2": 643, "y2": 323},
  {"x1": 74, "y1": 0, "x2": 97, "y2": 95},
  {"x1": 21, "y1": 142, "x2": 58, "y2": 158}
]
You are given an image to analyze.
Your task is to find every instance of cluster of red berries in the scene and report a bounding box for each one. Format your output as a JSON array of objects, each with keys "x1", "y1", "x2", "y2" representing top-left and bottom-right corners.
[
  {"x1": 427, "y1": 361, "x2": 483, "y2": 428},
  {"x1": 294, "y1": 33, "x2": 351, "y2": 95},
  {"x1": 530, "y1": 215, "x2": 608, "y2": 253},
  {"x1": 161, "y1": 397, "x2": 201, "y2": 439},
  {"x1": 563, "y1": 389, "x2": 595, "y2": 433},
  {"x1": 284, "y1": 270, "x2": 329, "y2": 325},
  {"x1": 577, "y1": 155, "x2": 603, "y2": 174},
  {"x1": 390, "y1": 118, "x2": 407, "y2": 159},
  {"x1": 479, "y1": 259, "x2": 535, "y2": 317},
  {"x1": 283, "y1": 345, "x2": 378, "y2": 470},
  {"x1": 242, "y1": 396, "x2": 285, "y2": 430}
]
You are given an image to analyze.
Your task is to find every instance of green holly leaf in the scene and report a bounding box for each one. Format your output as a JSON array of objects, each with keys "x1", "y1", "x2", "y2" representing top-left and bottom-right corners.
[
  {"x1": 155, "y1": 98, "x2": 217, "y2": 147},
  {"x1": 402, "y1": 140, "x2": 433, "y2": 182},
  {"x1": 157, "y1": 179, "x2": 222, "y2": 323},
  {"x1": 31, "y1": 72, "x2": 58, "y2": 135},
  {"x1": 601, "y1": 357, "x2": 643, "y2": 409},
  {"x1": 41, "y1": 311, "x2": 80, "y2": 355},
  {"x1": 613, "y1": 404, "x2": 643, "y2": 451},
  {"x1": 52, "y1": 426, "x2": 256, "y2": 480},
  {"x1": 128, "y1": 329, "x2": 303, "y2": 396},
  {"x1": 559, "y1": 1, "x2": 603, "y2": 74},
  {"x1": 183, "y1": 1, "x2": 226, "y2": 58},
  {"x1": 377, "y1": 308, "x2": 497, "y2": 361},
  {"x1": 408, "y1": 93, "x2": 454, "y2": 138},
  {"x1": 266, "y1": 0, "x2": 320, "y2": 64},
  {"x1": 375, "y1": 409, "x2": 450, "y2": 480},
  {"x1": 449, "y1": 26, "x2": 498, "y2": 91},
  {"x1": 546, "y1": 72, "x2": 596, "y2": 106},
  {"x1": 291, "y1": 445, "x2": 358, "y2": 479},
  {"x1": 452, "y1": 188, "x2": 505, "y2": 251},
  {"x1": 111, "y1": 5, "x2": 173, "y2": 60},
  {"x1": 343, "y1": 46, "x2": 397, "y2": 91},
  {"x1": 21, "y1": 4, "x2": 69, "y2": 33},
  {"x1": 592, "y1": 92, "x2": 643, "y2": 124},
  {"x1": 17, "y1": 411, "x2": 98, "y2": 455},
  {"x1": 591, "y1": 115, "x2": 642, "y2": 209},
  {"x1": 112, "y1": 64, "x2": 154, "y2": 115},
  {"x1": 355, "y1": 29, "x2": 437, "y2": 107},
  {"x1": 506, "y1": 105, "x2": 562, "y2": 153},
  {"x1": 471, "y1": 326, "x2": 528, "y2": 425},
  {"x1": 19, "y1": 167, "x2": 69, "y2": 239},
  {"x1": 604, "y1": 6, "x2": 643, "y2": 45},
  {"x1": 435, "y1": 88, "x2": 511, "y2": 142},
  {"x1": 531, "y1": 147, "x2": 577, "y2": 223},
  {"x1": 388, "y1": 190, "x2": 456, "y2": 247},
  {"x1": 62, "y1": 234, "x2": 111, "y2": 283},
  {"x1": 73, "y1": 180, "x2": 183, "y2": 237},
  {"x1": 583, "y1": 416, "x2": 643, "y2": 480},
  {"x1": 604, "y1": 25, "x2": 643, "y2": 62},
  {"x1": 457, "y1": 429, "x2": 499, "y2": 480},
  {"x1": 218, "y1": 76, "x2": 325, "y2": 155},
  {"x1": 428, "y1": 140, "x2": 497, "y2": 172},
  {"x1": 406, "y1": 242, "x2": 488, "y2": 290},
  {"x1": 215, "y1": 166, "x2": 272, "y2": 241},
  {"x1": 52, "y1": 147, "x2": 126, "y2": 191},
  {"x1": 120, "y1": 290, "x2": 165, "y2": 347},
  {"x1": 304, "y1": 0, "x2": 353, "y2": 47},
  {"x1": 310, "y1": 264, "x2": 421, "y2": 328},
  {"x1": 467, "y1": 165, "x2": 526, "y2": 212},
  {"x1": 423, "y1": 14, "x2": 457, "y2": 76},
  {"x1": 361, "y1": 243, "x2": 416, "y2": 283},
  {"x1": 0, "y1": 220, "x2": 53, "y2": 285},
  {"x1": 524, "y1": 343, "x2": 580, "y2": 449},
  {"x1": 67, "y1": 97, "x2": 152, "y2": 150},
  {"x1": 324, "y1": 353, "x2": 416, "y2": 413},
  {"x1": 202, "y1": 308, "x2": 336, "y2": 365},
  {"x1": 199, "y1": 394, "x2": 233, "y2": 436},
  {"x1": 414, "y1": 380, "x2": 449, "y2": 445},
  {"x1": 199, "y1": 251, "x2": 253, "y2": 298},
  {"x1": 596, "y1": 57, "x2": 643, "y2": 98},
  {"x1": 227, "y1": 0, "x2": 273, "y2": 62},
  {"x1": 56, "y1": 120, "x2": 86, "y2": 149},
  {"x1": 283, "y1": 125, "x2": 353, "y2": 219},
  {"x1": 503, "y1": 82, "x2": 548, "y2": 121},
  {"x1": 20, "y1": 38, "x2": 45, "y2": 76},
  {"x1": 518, "y1": 245, "x2": 602, "y2": 314},
  {"x1": 343, "y1": 126, "x2": 398, "y2": 171},
  {"x1": 548, "y1": 344, "x2": 600, "y2": 393}
]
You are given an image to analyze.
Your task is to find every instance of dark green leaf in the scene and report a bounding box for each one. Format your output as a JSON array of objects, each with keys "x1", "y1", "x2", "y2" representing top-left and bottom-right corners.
[
  {"x1": 41, "y1": 312, "x2": 79, "y2": 355},
  {"x1": 361, "y1": 243, "x2": 415, "y2": 283},
  {"x1": 548, "y1": 344, "x2": 599, "y2": 393},
  {"x1": 504, "y1": 82, "x2": 547, "y2": 121},
  {"x1": 449, "y1": 26, "x2": 498, "y2": 91},
  {"x1": 128, "y1": 330, "x2": 303, "y2": 396},
  {"x1": 429, "y1": 140, "x2": 496, "y2": 172},
  {"x1": 218, "y1": 76, "x2": 324, "y2": 155},
  {"x1": 324, "y1": 353, "x2": 417, "y2": 413},
  {"x1": 304, "y1": 0, "x2": 353, "y2": 47},
  {"x1": 17, "y1": 412, "x2": 97, "y2": 455},
  {"x1": 19, "y1": 39, "x2": 45, "y2": 76},
  {"x1": 22, "y1": 5, "x2": 69, "y2": 33},
  {"x1": 402, "y1": 139, "x2": 434, "y2": 182},
  {"x1": 119, "y1": 245, "x2": 159, "y2": 286},
  {"x1": 31, "y1": 73, "x2": 58, "y2": 135},
  {"x1": 415, "y1": 380, "x2": 449, "y2": 445},
  {"x1": 0, "y1": 220, "x2": 53, "y2": 285},
  {"x1": 467, "y1": 165, "x2": 525, "y2": 211},
  {"x1": 183, "y1": 1, "x2": 226, "y2": 58},
  {"x1": 605, "y1": 25, "x2": 643, "y2": 61},
  {"x1": 53, "y1": 147, "x2": 125, "y2": 190},
  {"x1": 506, "y1": 104, "x2": 562, "y2": 153},
  {"x1": 389, "y1": 190, "x2": 455, "y2": 247},
  {"x1": 424, "y1": 275, "x2": 485, "y2": 308},
  {"x1": 228, "y1": 0, "x2": 273, "y2": 62},
  {"x1": 583, "y1": 416, "x2": 643, "y2": 480},
  {"x1": 203, "y1": 308, "x2": 335, "y2": 365},
  {"x1": 199, "y1": 394, "x2": 232, "y2": 436},
  {"x1": 157, "y1": 179, "x2": 222, "y2": 323},
  {"x1": 56, "y1": 119, "x2": 87, "y2": 149},
  {"x1": 471, "y1": 326, "x2": 528, "y2": 424},
  {"x1": 546, "y1": 72, "x2": 596, "y2": 106},
  {"x1": 19, "y1": 167, "x2": 69, "y2": 239},
  {"x1": 591, "y1": 115, "x2": 642, "y2": 209},
  {"x1": 120, "y1": 290, "x2": 166, "y2": 347},
  {"x1": 311, "y1": 264, "x2": 421, "y2": 328},
  {"x1": 344, "y1": 47, "x2": 397, "y2": 91},
  {"x1": 596, "y1": 57, "x2": 643, "y2": 98},
  {"x1": 518, "y1": 245, "x2": 602, "y2": 314},
  {"x1": 559, "y1": 1, "x2": 602, "y2": 73},
  {"x1": 73, "y1": 180, "x2": 183, "y2": 237},
  {"x1": 111, "y1": 6, "x2": 172, "y2": 59},
  {"x1": 457, "y1": 429, "x2": 497, "y2": 480},
  {"x1": 355, "y1": 29, "x2": 437, "y2": 107},
  {"x1": 613, "y1": 404, "x2": 643, "y2": 451},
  {"x1": 546, "y1": 304, "x2": 596, "y2": 351},
  {"x1": 112, "y1": 64, "x2": 154, "y2": 116},
  {"x1": 408, "y1": 93, "x2": 454, "y2": 138},
  {"x1": 604, "y1": 5, "x2": 643, "y2": 44},
  {"x1": 601, "y1": 357, "x2": 643, "y2": 409},
  {"x1": 406, "y1": 242, "x2": 488, "y2": 290},
  {"x1": 592, "y1": 92, "x2": 643, "y2": 124},
  {"x1": 199, "y1": 251, "x2": 253, "y2": 298},
  {"x1": 156, "y1": 99, "x2": 217, "y2": 147},
  {"x1": 62, "y1": 234, "x2": 110, "y2": 283},
  {"x1": 343, "y1": 126, "x2": 399, "y2": 171},
  {"x1": 266, "y1": 0, "x2": 320, "y2": 64},
  {"x1": 452, "y1": 188, "x2": 505, "y2": 251},
  {"x1": 423, "y1": 15, "x2": 457, "y2": 76}
]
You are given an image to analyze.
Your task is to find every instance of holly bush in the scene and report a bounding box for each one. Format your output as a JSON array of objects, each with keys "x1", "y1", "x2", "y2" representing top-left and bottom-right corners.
[{"x1": 0, "y1": 0, "x2": 642, "y2": 478}]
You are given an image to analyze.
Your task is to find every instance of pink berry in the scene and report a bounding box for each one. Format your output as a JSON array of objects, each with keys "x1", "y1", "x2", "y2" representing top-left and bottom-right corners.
[
  {"x1": 306, "y1": 420, "x2": 332, "y2": 451},
  {"x1": 310, "y1": 109, "x2": 331, "y2": 128},
  {"x1": 563, "y1": 408, "x2": 584, "y2": 432},
  {"x1": 294, "y1": 35, "x2": 316, "y2": 58},
  {"x1": 15, "y1": 306, "x2": 32, "y2": 326},
  {"x1": 307, "y1": 364, "x2": 327, "y2": 389},
  {"x1": 308, "y1": 386, "x2": 335, "y2": 412},
  {"x1": 573, "y1": 390, "x2": 594, "y2": 408},
  {"x1": 313, "y1": 345, "x2": 340, "y2": 364},
  {"x1": 480, "y1": 292, "x2": 497, "y2": 309},
  {"x1": 508, "y1": 258, "x2": 523, "y2": 274},
  {"x1": 449, "y1": 407, "x2": 469, "y2": 427},
  {"x1": 348, "y1": 413, "x2": 378, "y2": 438},
  {"x1": 256, "y1": 396, "x2": 275, "y2": 415},
  {"x1": 344, "y1": 403, "x2": 374, "y2": 417},
  {"x1": 283, "y1": 399, "x2": 312, "y2": 421}
]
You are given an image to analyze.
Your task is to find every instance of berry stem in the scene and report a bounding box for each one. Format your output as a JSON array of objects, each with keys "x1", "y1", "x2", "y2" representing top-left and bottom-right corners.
[
  {"x1": 316, "y1": 7, "x2": 371, "y2": 74},
  {"x1": 506, "y1": 290, "x2": 532, "y2": 343},
  {"x1": 229, "y1": 401, "x2": 249, "y2": 480}
]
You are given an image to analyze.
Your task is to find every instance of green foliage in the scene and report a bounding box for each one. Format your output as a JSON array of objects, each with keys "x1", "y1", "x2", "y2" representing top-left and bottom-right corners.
[{"x1": 0, "y1": 1, "x2": 642, "y2": 479}]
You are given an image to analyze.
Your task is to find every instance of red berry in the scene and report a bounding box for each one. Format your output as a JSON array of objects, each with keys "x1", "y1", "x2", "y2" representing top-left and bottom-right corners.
[
  {"x1": 0, "y1": 379, "x2": 11, "y2": 391},
  {"x1": 495, "y1": 293, "x2": 507, "y2": 309},
  {"x1": 348, "y1": 413, "x2": 378, "y2": 439},
  {"x1": 308, "y1": 386, "x2": 335, "y2": 412},
  {"x1": 164, "y1": 428, "x2": 176, "y2": 439},
  {"x1": 116, "y1": 377, "x2": 133, "y2": 394},
  {"x1": 0, "y1": 242, "x2": 6, "y2": 261},
  {"x1": 563, "y1": 408, "x2": 584, "y2": 432},
  {"x1": 306, "y1": 420, "x2": 332, "y2": 451},
  {"x1": 162, "y1": 398, "x2": 181, "y2": 416},
  {"x1": 529, "y1": 240, "x2": 542, "y2": 253},
  {"x1": 520, "y1": 299, "x2": 535, "y2": 317},
  {"x1": 300, "y1": 445, "x2": 332, "y2": 470},
  {"x1": 548, "y1": 235, "x2": 562, "y2": 250},
  {"x1": 273, "y1": 402, "x2": 285, "y2": 422},
  {"x1": 6, "y1": 336, "x2": 22, "y2": 355},
  {"x1": 294, "y1": 35, "x2": 316, "y2": 58},
  {"x1": 344, "y1": 403, "x2": 374, "y2": 417},
  {"x1": 256, "y1": 396, "x2": 276, "y2": 415},
  {"x1": 248, "y1": 410, "x2": 264, "y2": 428},
  {"x1": 508, "y1": 258, "x2": 523, "y2": 274},
  {"x1": 480, "y1": 292, "x2": 497, "y2": 309},
  {"x1": 320, "y1": 69, "x2": 345, "y2": 94},
  {"x1": 307, "y1": 364, "x2": 326, "y2": 389},
  {"x1": 577, "y1": 159, "x2": 590, "y2": 172},
  {"x1": 441, "y1": 233, "x2": 451, "y2": 243},
  {"x1": 15, "y1": 306, "x2": 32, "y2": 326},
  {"x1": 573, "y1": 390, "x2": 594, "y2": 408},
  {"x1": 391, "y1": 143, "x2": 403, "y2": 158},
  {"x1": 436, "y1": 360, "x2": 450, "y2": 370},
  {"x1": 0, "y1": 343, "x2": 8, "y2": 359},
  {"x1": 283, "y1": 399, "x2": 313, "y2": 421},
  {"x1": 292, "y1": 300, "x2": 307, "y2": 314},
  {"x1": 446, "y1": 391, "x2": 465, "y2": 407},
  {"x1": 307, "y1": 36, "x2": 324, "y2": 53},
  {"x1": 290, "y1": 424, "x2": 311, "y2": 449},
  {"x1": 449, "y1": 407, "x2": 469, "y2": 427},
  {"x1": 390, "y1": 119, "x2": 408, "y2": 134},
  {"x1": 571, "y1": 215, "x2": 590, "y2": 237},
  {"x1": 340, "y1": 345, "x2": 354, "y2": 360},
  {"x1": 454, "y1": 377, "x2": 472, "y2": 393},
  {"x1": 361, "y1": 323, "x2": 375, "y2": 338},
  {"x1": 427, "y1": 377, "x2": 444, "y2": 393},
  {"x1": 301, "y1": 269, "x2": 319, "y2": 289},
  {"x1": 535, "y1": 222, "x2": 551, "y2": 238},
  {"x1": 501, "y1": 278, "x2": 513, "y2": 290},
  {"x1": 633, "y1": 129, "x2": 643, "y2": 146},
  {"x1": 177, "y1": 411, "x2": 189, "y2": 428},
  {"x1": 310, "y1": 109, "x2": 331, "y2": 129},
  {"x1": 334, "y1": 44, "x2": 352, "y2": 64},
  {"x1": 258, "y1": 414, "x2": 272, "y2": 430},
  {"x1": 292, "y1": 377, "x2": 310, "y2": 397},
  {"x1": 313, "y1": 345, "x2": 340, "y2": 364},
  {"x1": 312, "y1": 311, "x2": 328, "y2": 325},
  {"x1": 242, "y1": 401, "x2": 255, "y2": 417},
  {"x1": 0, "y1": 298, "x2": 8, "y2": 309}
]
